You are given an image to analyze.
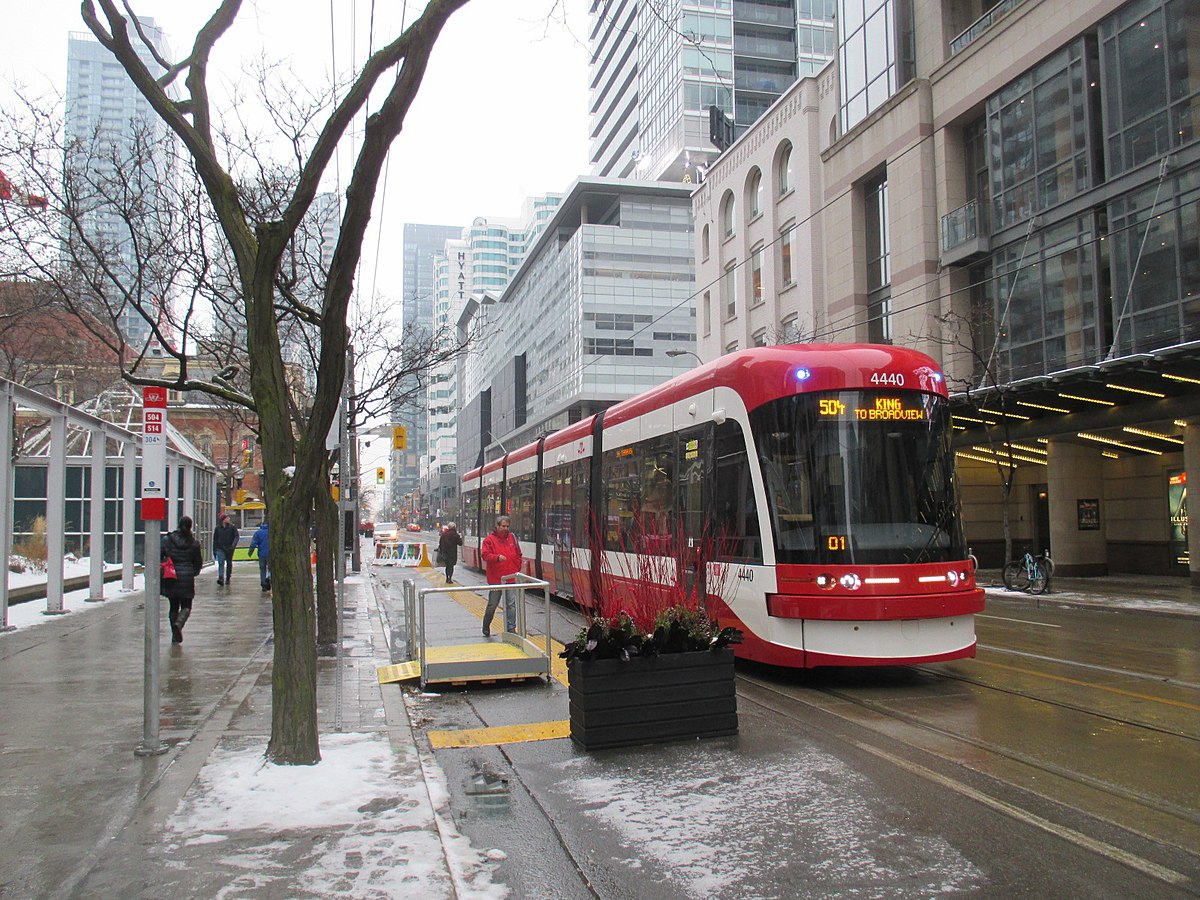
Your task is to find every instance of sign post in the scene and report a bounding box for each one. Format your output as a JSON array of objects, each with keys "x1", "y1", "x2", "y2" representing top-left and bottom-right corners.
[{"x1": 135, "y1": 386, "x2": 169, "y2": 757}]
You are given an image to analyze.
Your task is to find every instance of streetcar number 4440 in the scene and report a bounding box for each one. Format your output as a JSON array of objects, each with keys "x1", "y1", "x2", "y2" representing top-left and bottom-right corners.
[{"x1": 871, "y1": 372, "x2": 905, "y2": 386}]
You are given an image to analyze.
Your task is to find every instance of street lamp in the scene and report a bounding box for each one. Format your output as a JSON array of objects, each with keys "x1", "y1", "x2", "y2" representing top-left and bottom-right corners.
[{"x1": 666, "y1": 348, "x2": 703, "y2": 365}]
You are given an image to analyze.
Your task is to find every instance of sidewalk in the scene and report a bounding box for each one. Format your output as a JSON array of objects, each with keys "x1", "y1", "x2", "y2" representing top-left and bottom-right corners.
[
  {"x1": 0, "y1": 562, "x2": 504, "y2": 899},
  {"x1": 978, "y1": 569, "x2": 1200, "y2": 618}
]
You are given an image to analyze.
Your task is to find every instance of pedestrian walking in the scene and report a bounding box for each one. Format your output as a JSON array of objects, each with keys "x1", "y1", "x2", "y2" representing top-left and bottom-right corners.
[
  {"x1": 212, "y1": 513, "x2": 239, "y2": 585},
  {"x1": 249, "y1": 519, "x2": 270, "y2": 591},
  {"x1": 437, "y1": 522, "x2": 463, "y2": 584},
  {"x1": 161, "y1": 515, "x2": 204, "y2": 644},
  {"x1": 480, "y1": 516, "x2": 522, "y2": 637}
]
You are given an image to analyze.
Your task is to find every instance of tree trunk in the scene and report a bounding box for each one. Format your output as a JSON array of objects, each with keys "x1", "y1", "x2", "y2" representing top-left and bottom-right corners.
[
  {"x1": 314, "y1": 482, "x2": 338, "y2": 652},
  {"x1": 265, "y1": 489, "x2": 320, "y2": 765}
]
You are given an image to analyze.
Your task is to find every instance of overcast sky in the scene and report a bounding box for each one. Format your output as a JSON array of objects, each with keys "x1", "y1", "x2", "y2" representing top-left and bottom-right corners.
[{"x1": 0, "y1": 1, "x2": 593, "y2": 305}]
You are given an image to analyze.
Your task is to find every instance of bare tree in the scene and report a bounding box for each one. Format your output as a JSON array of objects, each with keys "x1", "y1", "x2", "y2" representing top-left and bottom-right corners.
[{"x1": 0, "y1": 0, "x2": 472, "y2": 764}]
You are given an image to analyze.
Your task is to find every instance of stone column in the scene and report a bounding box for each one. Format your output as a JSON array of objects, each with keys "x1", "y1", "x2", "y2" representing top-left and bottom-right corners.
[{"x1": 1046, "y1": 439, "x2": 1108, "y2": 576}]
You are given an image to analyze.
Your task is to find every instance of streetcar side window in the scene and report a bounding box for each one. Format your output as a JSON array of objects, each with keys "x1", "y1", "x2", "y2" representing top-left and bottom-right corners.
[
  {"x1": 481, "y1": 481, "x2": 501, "y2": 537},
  {"x1": 603, "y1": 446, "x2": 641, "y2": 552},
  {"x1": 462, "y1": 488, "x2": 480, "y2": 539},
  {"x1": 507, "y1": 471, "x2": 536, "y2": 541},
  {"x1": 711, "y1": 420, "x2": 762, "y2": 564},
  {"x1": 639, "y1": 435, "x2": 674, "y2": 555},
  {"x1": 571, "y1": 459, "x2": 590, "y2": 550}
]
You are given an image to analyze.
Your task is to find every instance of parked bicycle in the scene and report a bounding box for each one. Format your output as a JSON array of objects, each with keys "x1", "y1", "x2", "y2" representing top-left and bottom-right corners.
[{"x1": 1002, "y1": 548, "x2": 1053, "y2": 594}]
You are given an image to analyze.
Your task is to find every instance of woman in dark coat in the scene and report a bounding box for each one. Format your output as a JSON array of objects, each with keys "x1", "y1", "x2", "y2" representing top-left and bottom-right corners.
[
  {"x1": 161, "y1": 515, "x2": 204, "y2": 644},
  {"x1": 437, "y1": 522, "x2": 463, "y2": 584}
]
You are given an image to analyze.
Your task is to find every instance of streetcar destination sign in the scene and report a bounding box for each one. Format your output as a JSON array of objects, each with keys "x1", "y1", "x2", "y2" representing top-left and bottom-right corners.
[{"x1": 818, "y1": 396, "x2": 926, "y2": 421}]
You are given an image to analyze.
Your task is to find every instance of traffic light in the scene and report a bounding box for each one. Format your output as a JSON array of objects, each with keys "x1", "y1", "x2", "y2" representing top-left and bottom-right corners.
[
  {"x1": 376, "y1": 467, "x2": 386, "y2": 484},
  {"x1": 392, "y1": 425, "x2": 407, "y2": 450},
  {"x1": 240, "y1": 436, "x2": 252, "y2": 467}
]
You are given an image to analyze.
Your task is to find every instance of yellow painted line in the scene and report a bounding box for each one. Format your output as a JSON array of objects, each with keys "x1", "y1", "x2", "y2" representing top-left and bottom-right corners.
[
  {"x1": 429, "y1": 719, "x2": 571, "y2": 749},
  {"x1": 975, "y1": 658, "x2": 1200, "y2": 712},
  {"x1": 525, "y1": 634, "x2": 571, "y2": 686},
  {"x1": 425, "y1": 642, "x2": 528, "y2": 663}
]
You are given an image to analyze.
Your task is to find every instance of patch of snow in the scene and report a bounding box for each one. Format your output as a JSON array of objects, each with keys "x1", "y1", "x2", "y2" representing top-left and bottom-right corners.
[
  {"x1": 167, "y1": 731, "x2": 508, "y2": 898},
  {"x1": 2, "y1": 558, "x2": 142, "y2": 634},
  {"x1": 282, "y1": 465, "x2": 296, "y2": 479},
  {"x1": 554, "y1": 746, "x2": 983, "y2": 898}
]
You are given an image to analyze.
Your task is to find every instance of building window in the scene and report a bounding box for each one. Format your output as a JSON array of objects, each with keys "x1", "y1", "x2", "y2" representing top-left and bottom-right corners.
[
  {"x1": 750, "y1": 246, "x2": 765, "y2": 305},
  {"x1": 747, "y1": 167, "x2": 763, "y2": 218},
  {"x1": 776, "y1": 140, "x2": 793, "y2": 196},
  {"x1": 701, "y1": 223, "x2": 710, "y2": 260},
  {"x1": 781, "y1": 313, "x2": 800, "y2": 342},
  {"x1": 1100, "y1": 0, "x2": 1200, "y2": 177},
  {"x1": 838, "y1": 0, "x2": 916, "y2": 132},
  {"x1": 723, "y1": 262, "x2": 738, "y2": 319},
  {"x1": 752, "y1": 328, "x2": 768, "y2": 347},
  {"x1": 865, "y1": 170, "x2": 891, "y2": 343},
  {"x1": 992, "y1": 213, "x2": 1099, "y2": 380},
  {"x1": 721, "y1": 190, "x2": 736, "y2": 238},
  {"x1": 703, "y1": 290, "x2": 712, "y2": 335},
  {"x1": 987, "y1": 39, "x2": 1099, "y2": 229},
  {"x1": 780, "y1": 223, "x2": 795, "y2": 286},
  {"x1": 725, "y1": 340, "x2": 739, "y2": 354}
]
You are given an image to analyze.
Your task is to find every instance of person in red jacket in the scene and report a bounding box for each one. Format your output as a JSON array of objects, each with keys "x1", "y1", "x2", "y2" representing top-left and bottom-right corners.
[{"x1": 480, "y1": 515, "x2": 522, "y2": 637}]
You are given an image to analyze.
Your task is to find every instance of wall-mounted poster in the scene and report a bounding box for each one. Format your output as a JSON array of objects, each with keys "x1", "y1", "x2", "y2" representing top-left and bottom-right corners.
[{"x1": 1077, "y1": 498, "x2": 1100, "y2": 531}]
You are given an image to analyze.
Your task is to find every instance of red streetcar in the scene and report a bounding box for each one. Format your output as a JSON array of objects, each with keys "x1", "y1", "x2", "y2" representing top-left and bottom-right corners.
[{"x1": 461, "y1": 345, "x2": 984, "y2": 668}]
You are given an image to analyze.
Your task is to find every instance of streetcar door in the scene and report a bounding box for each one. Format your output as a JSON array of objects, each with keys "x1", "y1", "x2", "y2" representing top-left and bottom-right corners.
[
  {"x1": 677, "y1": 426, "x2": 708, "y2": 603},
  {"x1": 551, "y1": 464, "x2": 574, "y2": 598}
]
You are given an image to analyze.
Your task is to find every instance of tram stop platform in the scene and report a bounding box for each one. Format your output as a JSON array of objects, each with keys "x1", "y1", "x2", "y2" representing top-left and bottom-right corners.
[{"x1": 376, "y1": 572, "x2": 558, "y2": 689}]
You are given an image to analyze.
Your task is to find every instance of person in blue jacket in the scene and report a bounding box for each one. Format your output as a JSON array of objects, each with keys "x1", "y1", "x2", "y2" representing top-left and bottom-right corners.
[{"x1": 249, "y1": 520, "x2": 270, "y2": 591}]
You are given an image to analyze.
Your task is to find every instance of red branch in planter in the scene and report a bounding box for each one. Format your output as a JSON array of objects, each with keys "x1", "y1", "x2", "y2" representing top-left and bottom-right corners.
[{"x1": 566, "y1": 510, "x2": 738, "y2": 636}]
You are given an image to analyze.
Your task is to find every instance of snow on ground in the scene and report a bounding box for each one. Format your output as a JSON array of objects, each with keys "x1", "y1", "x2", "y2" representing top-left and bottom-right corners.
[
  {"x1": 2, "y1": 556, "x2": 140, "y2": 632},
  {"x1": 165, "y1": 730, "x2": 507, "y2": 897},
  {"x1": 554, "y1": 745, "x2": 984, "y2": 899}
]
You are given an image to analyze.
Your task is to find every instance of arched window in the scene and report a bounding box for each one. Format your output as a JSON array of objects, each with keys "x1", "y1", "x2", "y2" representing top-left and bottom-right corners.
[
  {"x1": 721, "y1": 190, "x2": 736, "y2": 238},
  {"x1": 747, "y1": 167, "x2": 763, "y2": 218},
  {"x1": 776, "y1": 141, "x2": 793, "y2": 196},
  {"x1": 701, "y1": 223, "x2": 710, "y2": 259}
]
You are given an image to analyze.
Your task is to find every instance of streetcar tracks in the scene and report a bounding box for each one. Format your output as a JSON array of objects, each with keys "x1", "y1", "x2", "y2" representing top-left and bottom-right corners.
[
  {"x1": 737, "y1": 674, "x2": 1198, "y2": 887},
  {"x1": 978, "y1": 643, "x2": 1200, "y2": 691}
]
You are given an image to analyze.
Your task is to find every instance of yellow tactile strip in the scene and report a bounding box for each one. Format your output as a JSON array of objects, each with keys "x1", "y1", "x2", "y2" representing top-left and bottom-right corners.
[
  {"x1": 403, "y1": 569, "x2": 575, "y2": 747},
  {"x1": 428, "y1": 719, "x2": 571, "y2": 749}
]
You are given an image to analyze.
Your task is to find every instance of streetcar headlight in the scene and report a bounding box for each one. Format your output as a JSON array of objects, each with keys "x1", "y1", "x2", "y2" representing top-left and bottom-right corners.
[
  {"x1": 947, "y1": 570, "x2": 960, "y2": 587},
  {"x1": 839, "y1": 573, "x2": 862, "y2": 590},
  {"x1": 816, "y1": 573, "x2": 836, "y2": 590}
]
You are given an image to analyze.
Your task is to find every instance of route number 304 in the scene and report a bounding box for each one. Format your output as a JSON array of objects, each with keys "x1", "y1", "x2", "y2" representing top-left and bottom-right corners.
[{"x1": 871, "y1": 372, "x2": 905, "y2": 386}]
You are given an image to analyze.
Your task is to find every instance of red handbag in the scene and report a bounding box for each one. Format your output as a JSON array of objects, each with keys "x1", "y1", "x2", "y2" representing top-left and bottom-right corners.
[{"x1": 161, "y1": 556, "x2": 177, "y2": 580}]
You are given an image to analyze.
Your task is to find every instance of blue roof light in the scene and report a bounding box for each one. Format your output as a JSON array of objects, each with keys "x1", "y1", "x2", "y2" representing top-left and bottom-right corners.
[
  {"x1": 795, "y1": 367, "x2": 812, "y2": 382},
  {"x1": 932, "y1": 372, "x2": 944, "y2": 383}
]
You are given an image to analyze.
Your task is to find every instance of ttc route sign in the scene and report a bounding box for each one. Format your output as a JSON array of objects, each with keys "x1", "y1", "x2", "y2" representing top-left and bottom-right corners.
[{"x1": 141, "y1": 386, "x2": 168, "y2": 520}]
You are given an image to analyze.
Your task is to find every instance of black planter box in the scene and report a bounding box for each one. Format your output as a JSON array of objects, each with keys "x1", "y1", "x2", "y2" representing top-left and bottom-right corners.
[{"x1": 568, "y1": 648, "x2": 738, "y2": 750}]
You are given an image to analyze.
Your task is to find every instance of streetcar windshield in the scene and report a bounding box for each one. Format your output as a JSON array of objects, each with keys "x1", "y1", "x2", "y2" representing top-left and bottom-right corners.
[{"x1": 751, "y1": 390, "x2": 965, "y2": 565}]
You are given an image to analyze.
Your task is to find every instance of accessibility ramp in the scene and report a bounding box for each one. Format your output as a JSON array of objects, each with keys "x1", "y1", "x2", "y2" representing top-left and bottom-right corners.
[{"x1": 377, "y1": 573, "x2": 552, "y2": 689}]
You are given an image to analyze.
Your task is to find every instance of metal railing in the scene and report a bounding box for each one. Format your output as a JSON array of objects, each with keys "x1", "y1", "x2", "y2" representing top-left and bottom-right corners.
[
  {"x1": 941, "y1": 198, "x2": 984, "y2": 254},
  {"x1": 950, "y1": 0, "x2": 1026, "y2": 55},
  {"x1": 404, "y1": 572, "x2": 552, "y2": 689}
]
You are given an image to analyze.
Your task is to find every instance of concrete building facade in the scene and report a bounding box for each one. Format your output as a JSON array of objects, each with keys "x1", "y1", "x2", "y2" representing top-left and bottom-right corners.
[
  {"x1": 588, "y1": 0, "x2": 836, "y2": 183},
  {"x1": 456, "y1": 178, "x2": 696, "y2": 474},
  {"x1": 692, "y1": 0, "x2": 1200, "y2": 578}
]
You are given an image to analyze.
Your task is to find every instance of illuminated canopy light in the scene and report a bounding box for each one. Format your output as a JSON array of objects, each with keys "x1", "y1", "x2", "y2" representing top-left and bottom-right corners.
[
  {"x1": 956, "y1": 451, "x2": 1016, "y2": 467},
  {"x1": 1123, "y1": 426, "x2": 1183, "y2": 445},
  {"x1": 1105, "y1": 382, "x2": 1165, "y2": 398},
  {"x1": 970, "y1": 446, "x2": 1048, "y2": 465},
  {"x1": 1059, "y1": 392, "x2": 1113, "y2": 406},
  {"x1": 1102, "y1": 450, "x2": 1120, "y2": 458},
  {"x1": 1018, "y1": 400, "x2": 1070, "y2": 414},
  {"x1": 1077, "y1": 432, "x2": 1162, "y2": 455},
  {"x1": 1009, "y1": 442, "x2": 1047, "y2": 455},
  {"x1": 978, "y1": 407, "x2": 1029, "y2": 420},
  {"x1": 1163, "y1": 373, "x2": 1200, "y2": 386},
  {"x1": 1174, "y1": 420, "x2": 1189, "y2": 428},
  {"x1": 953, "y1": 415, "x2": 988, "y2": 424}
]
